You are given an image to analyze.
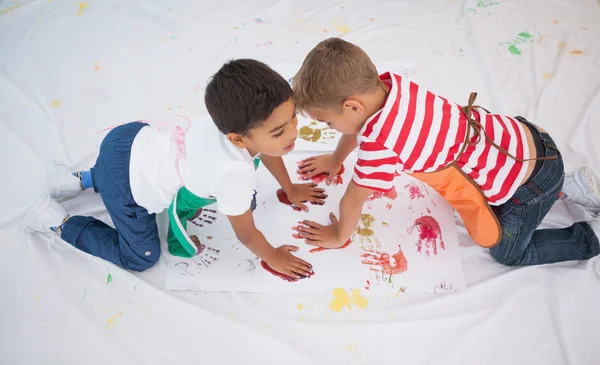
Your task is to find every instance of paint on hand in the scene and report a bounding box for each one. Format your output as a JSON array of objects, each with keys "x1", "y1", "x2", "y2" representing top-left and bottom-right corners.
[
  {"x1": 277, "y1": 189, "x2": 302, "y2": 211},
  {"x1": 261, "y1": 260, "x2": 313, "y2": 282},
  {"x1": 367, "y1": 186, "x2": 398, "y2": 201},
  {"x1": 408, "y1": 216, "x2": 445, "y2": 256},
  {"x1": 361, "y1": 246, "x2": 408, "y2": 275},
  {"x1": 303, "y1": 164, "x2": 345, "y2": 186},
  {"x1": 308, "y1": 238, "x2": 351, "y2": 253},
  {"x1": 106, "y1": 312, "x2": 122, "y2": 329}
]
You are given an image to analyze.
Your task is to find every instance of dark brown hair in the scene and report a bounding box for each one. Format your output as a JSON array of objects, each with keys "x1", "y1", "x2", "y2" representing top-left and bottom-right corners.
[{"x1": 205, "y1": 59, "x2": 292, "y2": 134}]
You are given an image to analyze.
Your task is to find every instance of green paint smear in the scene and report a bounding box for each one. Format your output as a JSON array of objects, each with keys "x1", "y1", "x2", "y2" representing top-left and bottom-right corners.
[
  {"x1": 518, "y1": 32, "x2": 532, "y2": 39},
  {"x1": 106, "y1": 273, "x2": 113, "y2": 284},
  {"x1": 476, "y1": 0, "x2": 498, "y2": 7},
  {"x1": 508, "y1": 45, "x2": 521, "y2": 55}
]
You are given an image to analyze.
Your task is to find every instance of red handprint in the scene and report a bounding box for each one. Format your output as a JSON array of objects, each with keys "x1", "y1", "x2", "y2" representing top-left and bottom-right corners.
[
  {"x1": 360, "y1": 246, "x2": 408, "y2": 275},
  {"x1": 408, "y1": 216, "x2": 445, "y2": 256}
]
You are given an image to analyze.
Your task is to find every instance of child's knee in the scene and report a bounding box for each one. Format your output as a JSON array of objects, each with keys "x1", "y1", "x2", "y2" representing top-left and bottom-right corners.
[
  {"x1": 489, "y1": 246, "x2": 521, "y2": 267},
  {"x1": 121, "y1": 242, "x2": 161, "y2": 271}
]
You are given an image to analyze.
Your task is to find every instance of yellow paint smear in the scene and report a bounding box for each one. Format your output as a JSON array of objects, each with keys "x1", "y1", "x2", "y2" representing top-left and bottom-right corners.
[
  {"x1": 329, "y1": 288, "x2": 351, "y2": 312},
  {"x1": 50, "y1": 100, "x2": 61, "y2": 108},
  {"x1": 350, "y1": 289, "x2": 368, "y2": 308},
  {"x1": 543, "y1": 73, "x2": 552, "y2": 80},
  {"x1": 297, "y1": 303, "x2": 304, "y2": 310},
  {"x1": 570, "y1": 50, "x2": 583, "y2": 55},
  {"x1": 76, "y1": 2, "x2": 89, "y2": 16},
  {"x1": 106, "y1": 312, "x2": 122, "y2": 329},
  {"x1": 360, "y1": 214, "x2": 375, "y2": 228}
]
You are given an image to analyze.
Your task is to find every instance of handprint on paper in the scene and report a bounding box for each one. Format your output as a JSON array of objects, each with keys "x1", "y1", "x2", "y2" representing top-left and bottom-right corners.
[
  {"x1": 407, "y1": 216, "x2": 445, "y2": 257},
  {"x1": 188, "y1": 208, "x2": 217, "y2": 228},
  {"x1": 298, "y1": 122, "x2": 337, "y2": 144},
  {"x1": 189, "y1": 235, "x2": 220, "y2": 269},
  {"x1": 360, "y1": 246, "x2": 408, "y2": 275}
]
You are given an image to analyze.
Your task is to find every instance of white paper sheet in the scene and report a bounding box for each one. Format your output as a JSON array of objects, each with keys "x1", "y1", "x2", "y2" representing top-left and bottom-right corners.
[{"x1": 166, "y1": 151, "x2": 465, "y2": 293}]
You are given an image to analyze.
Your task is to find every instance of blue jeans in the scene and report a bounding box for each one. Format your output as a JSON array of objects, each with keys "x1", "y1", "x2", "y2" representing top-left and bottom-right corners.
[
  {"x1": 489, "y1": 118, "x2": 600, "y2": 266},
  {"x1": 61, "y1": 122, "x2": 160, "y2": 272}
]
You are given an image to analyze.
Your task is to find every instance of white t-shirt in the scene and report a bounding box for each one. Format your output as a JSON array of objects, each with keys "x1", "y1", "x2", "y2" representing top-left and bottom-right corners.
[{"x1": 129, "y1": 115, "x2": 258, "y2": 216}]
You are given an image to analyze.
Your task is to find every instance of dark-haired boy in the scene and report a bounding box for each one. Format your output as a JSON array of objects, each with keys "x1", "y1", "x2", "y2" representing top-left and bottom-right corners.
[{"x1": 26, "y1": 59, "x2": 323, "y2": 277}]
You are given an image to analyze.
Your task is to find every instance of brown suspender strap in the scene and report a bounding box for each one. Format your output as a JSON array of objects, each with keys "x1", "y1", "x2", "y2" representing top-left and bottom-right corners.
[{"x1": 459, "y1": 92, "x2": 557, "y2": 163}]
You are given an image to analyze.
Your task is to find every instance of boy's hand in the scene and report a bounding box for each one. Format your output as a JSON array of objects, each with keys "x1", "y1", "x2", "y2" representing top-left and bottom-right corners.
[
  {"x1": 286, "y1": 183, "x2": 327, "y2": 212},
  {"x1": 265, "y1": 245, "x2": 313, "y2": 278},
  {"x1": 297, "y1": 154, "x2": 341, "y2": 185},
  {"x1": 296, "y1": 213, "x2": 343, "y2": 249}
]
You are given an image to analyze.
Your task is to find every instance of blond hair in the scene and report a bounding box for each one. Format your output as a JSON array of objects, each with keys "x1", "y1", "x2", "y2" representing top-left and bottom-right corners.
[{"x1": 293, "y1": 38, "x2": 379, "y2": 112}]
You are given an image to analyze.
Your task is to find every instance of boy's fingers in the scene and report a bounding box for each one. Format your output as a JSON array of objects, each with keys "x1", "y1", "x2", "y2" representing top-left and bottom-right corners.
[
  {"x1": 293, "y1": 266, "x2": 312, "y2": 277},
  {"x1": 297, "y1": 225, "x2": 320, "y2": 234},
  {"x1": 294, "y1": 259, "x2": 313, "y2": 272},
  {"x1": 283, "y1": 245, "x2": 299, "y2": 252},
  {"x1": 295, "y1": 202, "x2": 309, "y2": 212},
  {"x1": 329, "y1": 212, "x2": 339, "y2": 224},
  {"x1": 298, "y1": 231, "x2": 318, "y2": 240},
  {"x1": 298, "y1": 165, "x2": 315, "y2": 173},
  {"x1": 305, "y1": 239, "x2": 321, "y2": 246},
  {"x1": 285, "y1": 269, "x2": 302, "y2": 279},
  {"x1": 303, "y1": 220, "x2": 323, "y2": 229},
  {"x1": 310, "y1": 198, "x2": 326, "y2": 206}
]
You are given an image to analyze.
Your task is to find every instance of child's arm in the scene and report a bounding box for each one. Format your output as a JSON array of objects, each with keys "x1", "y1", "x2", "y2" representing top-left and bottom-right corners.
[
  {"x1": 297, "y1": 134, "x2": 358, "y2": 184},
  {"x1": 297, "y1": 181, "x2": 373, "y2": 248},
  {"x1": 228, "y1": 208, "x2": 313, "y2": 278},
  {"x1": 260, "y1": 155, "x2": 327, "y2": 211}
]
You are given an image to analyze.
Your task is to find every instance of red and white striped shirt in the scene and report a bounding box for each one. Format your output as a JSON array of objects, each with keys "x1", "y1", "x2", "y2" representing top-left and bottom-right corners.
[{"x1": 352, "y1": 72, "x2": 531, "y2": 206}]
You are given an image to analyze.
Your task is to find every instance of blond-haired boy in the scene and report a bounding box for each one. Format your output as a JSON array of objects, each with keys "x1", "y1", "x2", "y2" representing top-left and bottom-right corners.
[{"x1": 293, "y1": 37, "x2": 600, "y2": 266}]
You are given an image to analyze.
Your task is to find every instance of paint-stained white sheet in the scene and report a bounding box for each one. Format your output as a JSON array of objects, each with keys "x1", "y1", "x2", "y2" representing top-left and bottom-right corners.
[
  {"x1": 1, "y1": 1, "x2": 599, "y2": 364},
  {"x1": 165, "y1": 151, "x2": 466, "y2": 294}
]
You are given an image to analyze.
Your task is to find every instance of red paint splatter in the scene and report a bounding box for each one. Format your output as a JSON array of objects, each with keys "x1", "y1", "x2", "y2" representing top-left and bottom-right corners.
[
  {"x1": 426, "y1": 208, "x2": 431, "y2": 214},
  {"x1": 405, "y1": 183, "x2": 425, "y2": 200},
  {"x1": 408, "y1": 216, "x2": 445, "y2": 256},
  {"x1": 367, "y1": 186, "x2": 398, "y2": 201},
  {"x1": 276, "y1": 189, "x2": 302, "y2": 211},
  {"x1": 260, "y1": 261, "x2": 313, "y2": 282},
  {"x1": 301, "y1": 164, "x2": 345, "y2": 185},
  {"x1": 385, "y1": 202, "x2": 392, "y2": 210},
  {"x1": 365, "y1": 280, "x2": 371, "y2": 290},
  {"x1": 308, "y1": 238, "x2": 352, "y2": 253},
  {"x1": 360, "y1": 246, "x2": 408, "y2": 275}
]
